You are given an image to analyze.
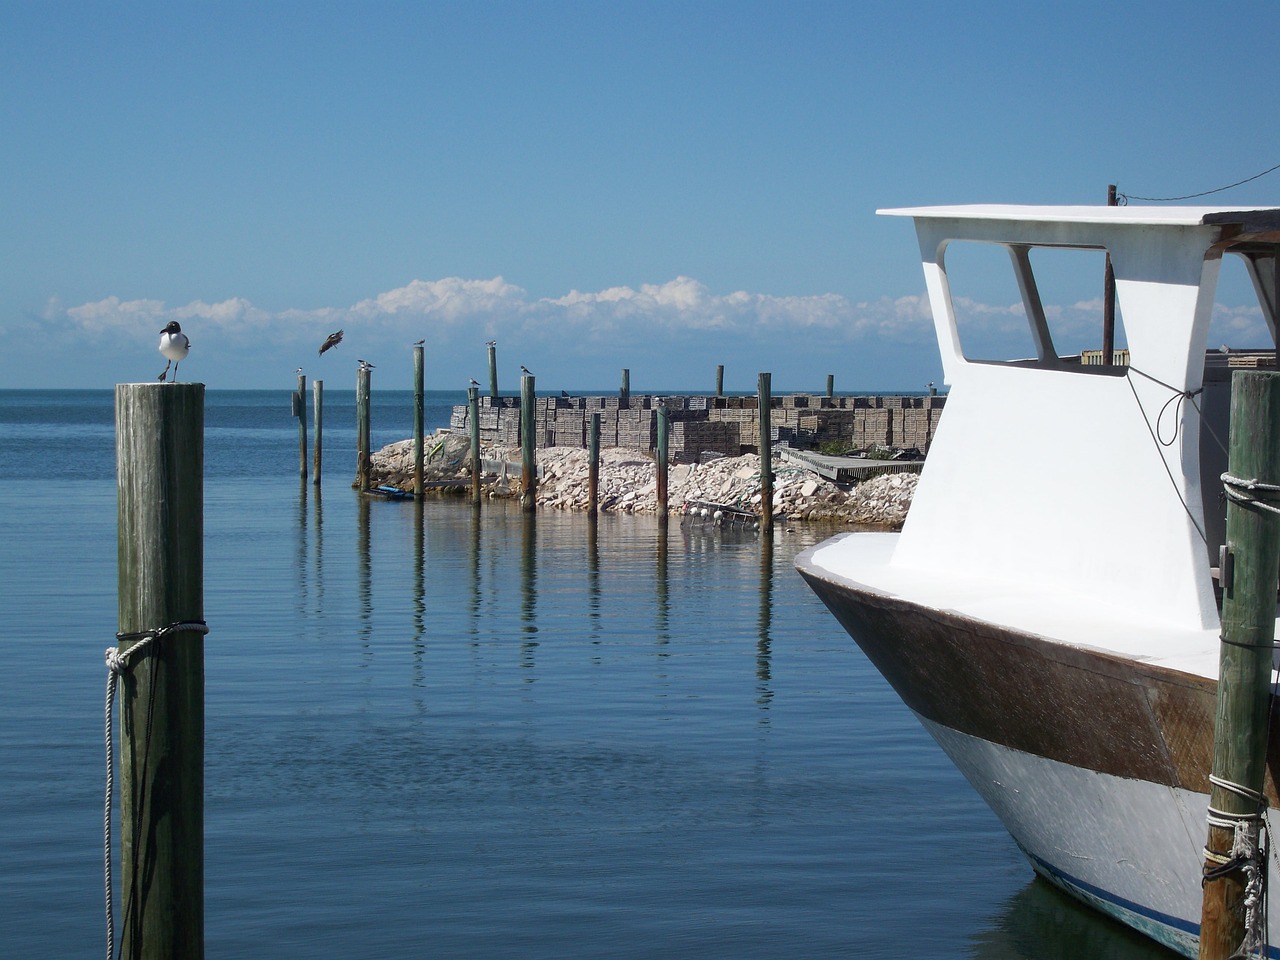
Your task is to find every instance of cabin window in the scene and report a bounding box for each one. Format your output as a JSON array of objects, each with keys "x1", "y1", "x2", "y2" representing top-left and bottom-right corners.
[{"x1": 940, "y1": 241, "x2": 1128, "y2": 369}]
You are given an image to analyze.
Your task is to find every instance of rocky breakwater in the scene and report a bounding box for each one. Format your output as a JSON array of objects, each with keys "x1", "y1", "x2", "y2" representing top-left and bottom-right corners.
[{"x1": 369, "y1": 431, "x2": 918, "y2": 528}]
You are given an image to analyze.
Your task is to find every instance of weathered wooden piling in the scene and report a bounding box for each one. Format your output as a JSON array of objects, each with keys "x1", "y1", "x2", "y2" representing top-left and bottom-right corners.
[
  {"x1": 296, "y1": 372, "x2": 308, "y2": 479},
  {"x1": 826, "y1": 374, "x2": 834, "y2": 399},
  {"x1": 620, "y1": 368, "x2": 630, "y2": 407},
  {"x1": 520, "y1": 373, "x2": 537, "y2": 512},
  {"x1": 114, "y1": 382, "x2": 205, "y2": 960},
  {"x1": 487, "y1": 341, "x2": 498, "y2": 401},
  {"x1": 312, "y1": 379, "x2": 323, "y2": 485},
  {"x1": 413, "y1": 345, "x2": 425, "y2": 498},
  {"x1": 468, "y1": 384, "x2": 481, "y2": 506},
  {"x1": 716, "y1": 364, "x2": 724, "y2": 398},
  {"x1": 355, "y1": 365, "x2": 371, "y2": 492},
  {"x1": 656, "y1": 400, "x2": 669, "y2": 522},
  {"x1": 758, "y1": 372, "x2": 773, "y2": 533},
  {"x1": 1199, "y1": 371, "x2": 1280, "y2": 960},
  {"x1": 588, "y1": 412, "x2": 600, "y2": 518}
]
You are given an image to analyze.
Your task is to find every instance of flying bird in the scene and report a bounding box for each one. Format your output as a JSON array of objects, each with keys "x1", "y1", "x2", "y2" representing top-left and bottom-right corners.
[
  {"x1": 295, "y1": 367, "x2": 303, "y2": 375},
  {"x1": 318, "y1": 330, "x2": 344, "y2": 356},
  {"x1": 157, "y1": 321, "x2": 190, "y2": 382},
  {"x1": 520, "y1": 365, "x2": 533, "y2": 376}
]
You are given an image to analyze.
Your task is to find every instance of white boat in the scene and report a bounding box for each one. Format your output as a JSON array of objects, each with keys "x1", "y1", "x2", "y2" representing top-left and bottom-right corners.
[{"x1": 795, "y1": 203, "x2": 1280, "y2": 957}]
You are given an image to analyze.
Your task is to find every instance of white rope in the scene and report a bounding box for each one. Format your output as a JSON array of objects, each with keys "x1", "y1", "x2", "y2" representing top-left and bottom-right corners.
[
  {"x1": 103, "y1": 620, "x2": 208, "y2": 960},
  {"x1": 1223, "y1": 472, "x2": 1280, "y2": 517},
  {"x1": 1204, "y1": 773, "x2": 1271, "y2": 958}
]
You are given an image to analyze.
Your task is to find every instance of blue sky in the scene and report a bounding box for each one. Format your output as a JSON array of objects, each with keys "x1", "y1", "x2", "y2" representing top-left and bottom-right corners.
[{"x1": 2, "y1": 1, "x2": 1277, "y2": 393}]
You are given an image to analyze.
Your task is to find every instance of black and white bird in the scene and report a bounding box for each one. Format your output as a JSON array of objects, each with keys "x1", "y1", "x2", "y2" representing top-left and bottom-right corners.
[
  {"x1": 358, "y1": 359, "x2": 375, "y2": 370},
  {"x1": 469, "y1": 377, "x2": 481, "y2": 388},
  {"x1": 157, "y1": 321, "x2": 190, "y2": 382},
  {"x1": 295, "y1": 367, "x2": 303, "y2": 375},
  {"x1": 485, "y1": 340, "x2": 497, "y2": 347},
  {"x1": 520, "y1": 365, "x2": 533, "y2": 376},
  {"x1": 413, "y1": 339, "x2": 425, "y2": 347},
  {"x1": 318, "y1": 330, "x2": 344, "y2": 356}
]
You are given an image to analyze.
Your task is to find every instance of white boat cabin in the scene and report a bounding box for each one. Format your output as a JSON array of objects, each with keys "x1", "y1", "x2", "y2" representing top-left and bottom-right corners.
[{"x1": 813, "y1": 205, "x2": 1280, "y2": 672}]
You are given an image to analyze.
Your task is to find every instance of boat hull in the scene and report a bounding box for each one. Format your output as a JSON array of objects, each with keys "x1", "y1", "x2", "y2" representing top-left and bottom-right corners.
[{"x1": 796, "y1": 553, "x2": 1280, "y2": 957}]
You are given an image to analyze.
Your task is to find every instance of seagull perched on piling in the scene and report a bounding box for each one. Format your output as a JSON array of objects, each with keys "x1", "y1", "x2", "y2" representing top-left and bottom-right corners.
[
  {"x1": 486, "y1": 340, "x2": 496, "y2": 347},
  {"x1": 318, "y1": 330, "x2": 343, "y2": 356},
  {"x1": 358, "y1": 359, "x2": 375, "y2": 370},
  {"x1": 157, "y1": 321, "x2": 189, "y2": 382},
  {"x1": 469, "y1": 378, "x2": 481, "y2": 387},
  {"x1": 413, "y1": 339, "x2": 424, "y2": 346},
  {"x1": 520, "y1": 365, "x2": 533, "y2": 376}
]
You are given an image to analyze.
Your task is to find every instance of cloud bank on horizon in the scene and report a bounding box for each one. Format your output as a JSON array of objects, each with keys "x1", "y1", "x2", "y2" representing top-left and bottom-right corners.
[{"x1": 13, "y1": 273, "x2": 1269, "y2": 391}]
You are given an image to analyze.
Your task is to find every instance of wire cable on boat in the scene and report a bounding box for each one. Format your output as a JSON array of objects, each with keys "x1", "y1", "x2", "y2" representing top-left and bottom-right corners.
[
  {"x1": 1124, "y1": 366, "x2": 1209, "y2": 546},
  {"x1": 103, "y1": 620, "x2": 209, "y2": 960},
  {"x1": 1117, "y1": 161, "x2": 1280, "y2": 204}
]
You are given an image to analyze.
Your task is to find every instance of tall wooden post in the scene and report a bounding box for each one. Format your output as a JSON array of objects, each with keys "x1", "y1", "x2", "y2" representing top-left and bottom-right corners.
[
  {"x1": 1199, "y1": 371, "x2": 1280, "y2": 960},
  {"x1": 758, "y1": 372, "x2": 773, "y2": 533},
  {"x1": 520, "y1": 373, "x2": 537, "y2": 512},
  {"x1": 468, "y1": 385, "x2": 481, "y2": 506},
  {"x1": 487, "y1": 341, "x2": 499, "y2": 401},
  {"x1": 413, "y1": 345, "x2": 425, "y2": 499},
  {"x1": 620, "y1": 368, "x2": 630, "y2": 407},
  {"x1": 1102, "y1": 183, "x2": 1117, "y2": 367},
  {"x1": 296, "y1": 372, "x2": 308, "y2": 479},
  {"x1": 716, "y1": 364, "x2": 724, "y2": 398},
  {"x1": 114, "y1": 382, "x2": 205, "y2": 960},
  {"x1": 656, "y1": 400, "x2": 669, "y2": 522},
  {"x1": 826, "y1": 374, "x2": 834, "y2": 399},
  {"x1": 588, "y1": 412, "x2": 600, "y2": 519},
  {"x1": 355, "y1": 365, "x2": 371, "y2": 492},
  {"x1": 312, "y1": 379, "x2": 323, "y2": 486}
]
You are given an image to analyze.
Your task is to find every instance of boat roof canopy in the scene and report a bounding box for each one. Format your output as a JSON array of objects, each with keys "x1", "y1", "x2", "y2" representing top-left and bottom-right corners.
[{"x1": 878, "y1": 204, "x2": 1280, "y2": 234}]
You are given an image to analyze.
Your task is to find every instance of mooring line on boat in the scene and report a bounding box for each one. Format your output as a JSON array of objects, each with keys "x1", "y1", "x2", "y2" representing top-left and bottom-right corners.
[
  {"x1": 103, "y1": 620, "x2": 209, "y2": 960},
  {"x1": 1124, "y1": 369, "x2": 1209, "y2": 546},
  {"x1": 1203, "y1": 774, "x2": 1271, "y2": 959},
  {"x1": 1222, "y1": 474, "x2": 1280, "y2": 519}
]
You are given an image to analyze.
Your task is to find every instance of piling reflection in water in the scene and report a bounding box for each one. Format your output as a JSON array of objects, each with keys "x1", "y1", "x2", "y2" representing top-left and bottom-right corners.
[
  {"x1": 357, "y1": 493, "x2": 372, "y2": 652},
  {"x1": 757, "y1": 531, "x2": 773, "y2": 709},
  {"x1": 520, "y1": 513, "x2": 538, "y2": 672},
  {"x1": 587, "y1": 520, "x2": 601, "y2": 644},
  {"x1": 411, "y1": 498, "x2": 426, "y2": 686},
  {"x1": 656, "y1": 519, "x2": 670, "y2": 647}
]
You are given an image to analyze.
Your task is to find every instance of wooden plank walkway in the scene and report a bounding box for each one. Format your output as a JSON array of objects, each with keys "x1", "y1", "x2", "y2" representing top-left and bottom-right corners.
[{"x1": 779, "y1": 448, "x2": 924, "y2": 483}]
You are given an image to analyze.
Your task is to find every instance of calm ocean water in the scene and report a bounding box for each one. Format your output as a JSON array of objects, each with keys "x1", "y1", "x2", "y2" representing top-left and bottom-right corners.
[{"x1": 0, "y1": 389, "x2": 1174, "y2": 958}]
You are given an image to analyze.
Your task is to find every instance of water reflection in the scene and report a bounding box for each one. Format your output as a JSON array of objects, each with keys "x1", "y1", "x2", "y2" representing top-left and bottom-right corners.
[
  {"x1": 587, "y1": 520, "x2": 601, "y2": 644},
  {"x1": 968, "y1": 878, "x2": 1177, "y2": 960},
  {"x1": 519, "y1": 512, "x2": 538, "y2": 672},
  {"x1": 656, "y1": 519, "x2": 670, "y2": 647},
  {"x1": 357, "y1": 493, "x2": 372, "y2": 654},
  {"x1": 756, "y1": 531, "x2": 773, "y2": 709},
  {"x1": 411, "y1": 498, "x2": 426, "y2": 686}
]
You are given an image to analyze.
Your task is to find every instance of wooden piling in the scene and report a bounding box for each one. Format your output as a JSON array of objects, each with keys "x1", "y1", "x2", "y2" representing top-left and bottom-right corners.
[
  {"x1": 826, "y1": 374, "x2": 834, "y2": 399},
  {"x1": 620, "y1": 368, "x2": 630, "y2": 407},
  {"x1": 114, "y1": 382, "x2": 205, "y2": 960},
  {"x1": 716, "y1": 364, "x2": 724, "y2": 398},
  {"x1": 520, "y1": 373, "x2": 537, "y2": 512},
  {"x1": 355, "y1": 365, "x2": 371, "y2": 492},
  {"x1": 296, "y1": 372, "x2": 308, "y2": 479},
  {"x1": 312, "y1": 379, "x2": 323, "y2": 485},
  {"x1": 758, "y1": 372, "x2": 773, "y2": 533},
  {"x1": 588, "y1": 412, "x2": 600, "y2": 518},
  {"x1": 487, "y1": 342, "x2": 498, "y2": 401},
  {"x1": 656, "y1": 400, "x2": 669, "y2": 522},
  {"x1": 413, "y1": 345, "x2": 425, "y2": 499},
  {"x1": 468, "y1": 385, "x2": 481, "y2": 506},
  {"x1": 1198, "y1": 371, "x2": 1280, "y2": 960}
]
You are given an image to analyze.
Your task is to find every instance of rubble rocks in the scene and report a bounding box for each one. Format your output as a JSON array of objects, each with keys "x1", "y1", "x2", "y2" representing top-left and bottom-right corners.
[{"x1": 369, "y1": 431, "x2": 918, "y2": 528}]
